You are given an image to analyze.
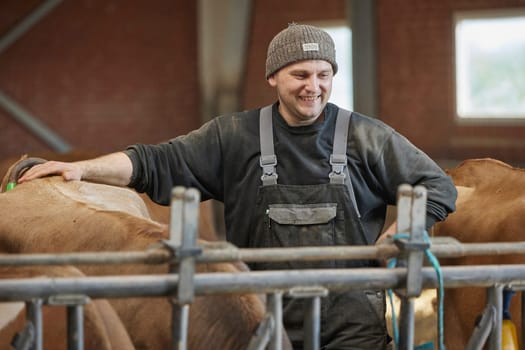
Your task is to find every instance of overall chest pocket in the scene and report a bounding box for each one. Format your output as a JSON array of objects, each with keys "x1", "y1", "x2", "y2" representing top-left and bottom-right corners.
[{"x1": 267, "y1": 203, "x2": 339, "y2": 248}]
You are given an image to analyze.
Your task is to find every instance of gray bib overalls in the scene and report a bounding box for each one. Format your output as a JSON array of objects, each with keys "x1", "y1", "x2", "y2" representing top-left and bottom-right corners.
[{"x1": 249, "y1": 106, "x2": 389, "y2": 349}]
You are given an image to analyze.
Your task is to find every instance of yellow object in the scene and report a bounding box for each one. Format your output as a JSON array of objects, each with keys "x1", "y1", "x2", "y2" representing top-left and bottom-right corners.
[{"x1": 502, "y1": 319, "x2": 519, "y2": 350}]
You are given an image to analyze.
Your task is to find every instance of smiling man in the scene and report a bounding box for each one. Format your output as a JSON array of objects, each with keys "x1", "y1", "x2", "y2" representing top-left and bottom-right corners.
[
  {"x1": 19, "y1": 24, "x2": 457, "y2": 349},
  {"x1": 268, "y1": 59, "x2": 332, "y2": 126}
]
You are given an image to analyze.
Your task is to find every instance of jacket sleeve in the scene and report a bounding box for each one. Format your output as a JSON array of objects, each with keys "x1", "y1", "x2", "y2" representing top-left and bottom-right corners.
[
  {"x1": 124, "y1": 119, "x2": 224, "y2": 206},
  {"x1": 372, "y1": 129, "x2": 457, "y2": 229}
]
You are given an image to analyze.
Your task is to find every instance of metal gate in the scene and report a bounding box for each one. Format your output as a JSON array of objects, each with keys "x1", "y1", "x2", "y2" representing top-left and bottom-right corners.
[{"x1": 1, "y1": 185, "x2": 524, "y2": 350}]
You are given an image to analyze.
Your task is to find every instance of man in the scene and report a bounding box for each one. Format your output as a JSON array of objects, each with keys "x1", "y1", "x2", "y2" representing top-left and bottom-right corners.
[{"x1": 19, "y1": 24, "x2": 457, "y2": 349}]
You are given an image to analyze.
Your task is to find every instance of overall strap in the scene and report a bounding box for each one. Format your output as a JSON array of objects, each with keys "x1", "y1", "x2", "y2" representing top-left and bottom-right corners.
[
  {"x1": 329, "y1": 108, "x2": 350, "y2": 184},
  {"x1": 259, "y1": 105, "x2": 278, "y2": 186},
  {"x1": 330, "y1": 108, "x2": 361, "y2": 217}
]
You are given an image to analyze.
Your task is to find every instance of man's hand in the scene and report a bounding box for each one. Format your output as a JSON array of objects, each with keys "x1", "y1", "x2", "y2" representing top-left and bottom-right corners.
[
  {"x1": 376, "y1": 222, "x2": 397, "y2": 245},
  {"x1": 18, "y1": 161, "x2": 82, "y2": 183},
  {"x1": 18, "y1": 152, "x2": 133, "y2": 187},
  {"x1": 375, "y1": 222, "x2": 399, "y2": 264}
]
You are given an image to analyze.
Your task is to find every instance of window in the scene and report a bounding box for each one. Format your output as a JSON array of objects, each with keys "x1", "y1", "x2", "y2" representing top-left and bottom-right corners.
[
  {"x1": 455, "y1": 10, "x2": 525, "y2": 121},
  {"x1": 323, "y1": 25, "x2": 353, "y2": 111},
  {"x1": 306, "y1": 21, "x2": 353, "y2": 111}
]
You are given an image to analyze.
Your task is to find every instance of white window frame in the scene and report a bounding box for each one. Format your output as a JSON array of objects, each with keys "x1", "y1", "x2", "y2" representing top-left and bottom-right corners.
[{"x1": 454, "y1": 8, "x2": 525, "y2": 125}]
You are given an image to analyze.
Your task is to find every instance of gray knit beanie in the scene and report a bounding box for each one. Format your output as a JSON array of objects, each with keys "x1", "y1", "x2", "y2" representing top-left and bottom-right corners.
[{"x1": 265, "y1": 24, "x2": 338, "y2": 79}]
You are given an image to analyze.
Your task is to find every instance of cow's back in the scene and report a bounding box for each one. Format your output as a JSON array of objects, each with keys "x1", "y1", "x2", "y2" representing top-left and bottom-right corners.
[
  {"x1": 434, "y1": 158, "x2": 525, "y2": 349},
  {"x1": 0, "y1": 175, "x2": 291, "y2": 349}
]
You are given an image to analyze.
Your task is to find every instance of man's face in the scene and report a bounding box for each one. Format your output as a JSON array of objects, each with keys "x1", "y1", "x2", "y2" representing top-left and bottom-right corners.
[{"x1": 268, "y1": 60, "x2": 333, "y2": 126}]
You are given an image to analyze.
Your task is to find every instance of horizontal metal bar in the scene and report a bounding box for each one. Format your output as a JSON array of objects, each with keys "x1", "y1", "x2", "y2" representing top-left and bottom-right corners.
[
  {"x1": 199, "y1": 244, "x2": 399, "y2": 262},
  {"x1": 2, "y1": 240, "x2": 525, "y2": 267},
  {"x1": 207, "y1": 241, "x2": 525, "y2": 262},
  {"x1": 0, "y1": 250, "x2": 170, "y2": 266},
  {"x1": 1, "y1": 265, "x2": 525, "y2": 302}
]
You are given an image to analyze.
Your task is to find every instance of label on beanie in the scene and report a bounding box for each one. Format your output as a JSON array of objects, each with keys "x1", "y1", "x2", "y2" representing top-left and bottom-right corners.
[{"x1": 302, "y1": 43, "x2": 319, "y2": 52}]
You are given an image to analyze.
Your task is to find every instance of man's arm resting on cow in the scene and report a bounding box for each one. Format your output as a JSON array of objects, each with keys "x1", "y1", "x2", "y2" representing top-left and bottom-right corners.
[{"x1": 17, "y1": 152, "x2": 133, "y2": 187}]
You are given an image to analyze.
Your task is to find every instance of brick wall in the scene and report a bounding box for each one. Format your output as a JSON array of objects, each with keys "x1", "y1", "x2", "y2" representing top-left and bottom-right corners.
[
  {"x1": 377, "y1": 0, "x2": 525, "y2": 164},
  {"x1": 0, "y1": 0, "x2": 199, "y2": 159},
  {"x1": 1, "y1": 0, "x2": 523, "y2": 165}
]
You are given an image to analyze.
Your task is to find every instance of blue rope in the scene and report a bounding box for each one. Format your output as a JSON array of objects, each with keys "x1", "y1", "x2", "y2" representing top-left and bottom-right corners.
[
  {"x1": 415, "y1": 342, "x2": 435, "y2": 350},
  {"x1": 423, "y1": 234, "x2": 445, "y2": 350},
  {"x1": 387, "y1": 259, "x2": 399, "y2": 344},
  {"x1": 386, "y1": 231, "x2": 445, "y2": 350}
]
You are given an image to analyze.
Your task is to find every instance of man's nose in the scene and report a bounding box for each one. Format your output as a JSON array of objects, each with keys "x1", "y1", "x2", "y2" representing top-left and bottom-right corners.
[{"x1": 304, "y1": 76, "x2": 320, "y2": 91}]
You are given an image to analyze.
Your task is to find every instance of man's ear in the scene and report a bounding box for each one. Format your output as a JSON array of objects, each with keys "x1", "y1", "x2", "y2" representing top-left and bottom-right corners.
[{"x1": 267, "y1": 75, "x2": 277, "y2": 87}]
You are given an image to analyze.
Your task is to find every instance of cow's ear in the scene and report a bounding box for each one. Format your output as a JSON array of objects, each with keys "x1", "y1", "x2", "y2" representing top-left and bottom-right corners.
[{"x1": 1, "y1": 157, "x2": 48, "y2": 192}]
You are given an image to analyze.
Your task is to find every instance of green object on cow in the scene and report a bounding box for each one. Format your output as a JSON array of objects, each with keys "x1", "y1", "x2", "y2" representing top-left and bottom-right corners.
[{"x1": 5, "y1": 182, "x2": 16, "y2": 191}]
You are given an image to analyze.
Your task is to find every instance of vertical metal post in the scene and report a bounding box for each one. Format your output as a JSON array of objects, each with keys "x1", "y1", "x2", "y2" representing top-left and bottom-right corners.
[
  {"x1": 170, "y1": 187, "x2": 185, "y2": 350},
  {"x1": 348, "y1": 0, "x2": 377, "y2": 117},
  {"x1": 178, "y1": 188, "x2": 200, "y2": 303},
  {"x1": 287, "y1": 286, "x2": 327, "y2": 350},
  {"x1": 169, "y1": 187, "x2": 200, "y2": 350},
  {"x1": 395, "y1": 184, "x2": 428, "y2": 349},
  {"x1": 398, "y1": 299, "x2": 415, "y2": 350},
  {"x1": 67, "y1": 304, "x2": 84, "y2": 350},
  {"x1": 267, "y1": 292, "x2": 283, "y2": 350},
  {"x1": 488, "y1": 285, "x2": 503, "y2": 350},
  {"x1": 247, "y1": 315, "x2": 274, "y2": 350},
  {"x1": 396, "y1": 184, "x2": 412, "y2": 239},
  {"x1": 303, "y1": 296, "x2": 321, "y2": 350},
  {"x1": 47, "y1": 294, "x2": 88, "y2": 350},
  {"x1": 406, "y1": 186, "x2": 427, "y2": 297},
  {"x1": 172, "y1": 305, "x2": 190, "y2": 350},
  {"x1": 395, "y1": 185, "x2": 413, "y2": 350},
  {"x1": 169, "y1": 187, "x2": 186, "y2": 247},
  {"x1": 466, "y1": 304, "x2": 496, "y2": 350},
  {"x1": 26, "y1": 299, "x2": 43, "y2": 350}
]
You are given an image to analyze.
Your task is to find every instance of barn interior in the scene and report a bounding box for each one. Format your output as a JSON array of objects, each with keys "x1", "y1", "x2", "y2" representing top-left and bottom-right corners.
[
  {"x1": 0, "y1": 2, "x2": 524, "y2": 349},
  {"x1": 1, "y1": 0, "x2": 524, "y2": 169}
]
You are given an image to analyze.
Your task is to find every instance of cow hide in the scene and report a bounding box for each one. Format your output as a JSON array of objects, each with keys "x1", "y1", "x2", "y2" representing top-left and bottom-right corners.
[{"x1": 0, "y1": 157, "x2": 291, "y2": 350}]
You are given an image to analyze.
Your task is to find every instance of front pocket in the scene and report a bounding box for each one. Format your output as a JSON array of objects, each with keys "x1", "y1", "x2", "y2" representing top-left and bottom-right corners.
[
  {"x1": 268, "y1": 203, "x2": 338, "y2": 249},
  {"x1": 256, "y1": 203, "x2": 340, "y2": 270},
  {"x1": 268, "y1": 204, "x2": 337, "y2": 225}
]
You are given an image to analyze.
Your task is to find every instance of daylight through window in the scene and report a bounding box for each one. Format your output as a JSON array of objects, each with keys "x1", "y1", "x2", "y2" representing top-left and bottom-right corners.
[
  {"x1": 455, "y1": 10, "x2": 525, "y2": 120},
  {"x1": 320, "y1": 24, "x2": 353, "y2": 111}
]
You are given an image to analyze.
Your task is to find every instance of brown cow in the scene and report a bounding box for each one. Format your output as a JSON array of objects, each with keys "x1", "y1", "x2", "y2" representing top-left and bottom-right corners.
[
  {"x1": 0, "y1": 152, "x2": 220, "y2": 241},
  {"x1": 386, "y1": 289, "x2": 437, "y2": 347},
  {"x1": 433, "y1": 158, "x2": 525, "y2": 349},
  {"x1": 0, "y1": 158, "x2": 291, "y2": 350},
  {"x1": 0, "y1": 266, "x2": 135, "y2": 350}
]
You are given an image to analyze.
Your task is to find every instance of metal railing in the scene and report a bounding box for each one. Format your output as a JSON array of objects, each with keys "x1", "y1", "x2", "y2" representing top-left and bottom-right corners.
[{"x1": 1, "y1": 185, "x2": 523, "y2": 350}]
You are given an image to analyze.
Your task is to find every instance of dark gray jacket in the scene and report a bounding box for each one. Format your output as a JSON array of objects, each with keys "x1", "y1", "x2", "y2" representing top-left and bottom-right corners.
[{"x1": 125, "y1": 102, "x2": 457, "y2": 247}]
